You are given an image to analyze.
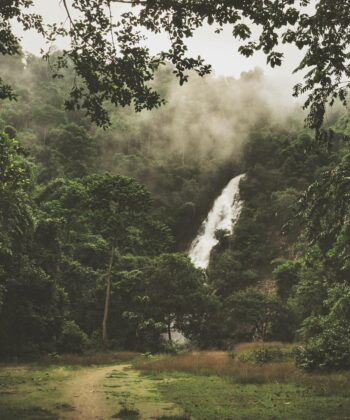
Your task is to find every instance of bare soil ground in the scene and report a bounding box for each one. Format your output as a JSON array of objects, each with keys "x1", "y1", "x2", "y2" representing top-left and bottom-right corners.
[
  {"x1": 63, "y1": 364, "x2": 183, "y2": 419},
  {"x1": 62, "y1": 365, "x2": 113, "y2": 419}
]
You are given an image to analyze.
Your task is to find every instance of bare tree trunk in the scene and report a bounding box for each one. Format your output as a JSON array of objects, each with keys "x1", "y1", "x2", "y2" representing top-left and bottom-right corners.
[
  {"x1": 167, "y1": 321, "x2": 172, "y2": 342},
  {"x1": 102, "y1": 246, "x2": 115, "y2": 346}
]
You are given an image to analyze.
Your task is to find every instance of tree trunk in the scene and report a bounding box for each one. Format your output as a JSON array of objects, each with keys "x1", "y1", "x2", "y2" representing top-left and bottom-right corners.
[
  {"x1": 167, "y1": 321, "x2": 172, "y2": 342},
  {"x1": 102, "y1": 246, "x2": 115, "y2": 346}
]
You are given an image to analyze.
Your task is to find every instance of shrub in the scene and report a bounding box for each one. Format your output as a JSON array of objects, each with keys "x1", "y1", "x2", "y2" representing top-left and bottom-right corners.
[
  {"x1": 295, "y1": 323, "x2": 350, "y2": 371},
  {"x1": 253, "y1": 348, "x2": 284, "y2": 364},
  {"x1": 58, "y1": 321, "x2": 90, "y2": 354},
  {"x1": 235, "y1": 342, "x2": 295, "y2": 364},
  {"x1": 296, "y1": 286, "x2": 350, "y2": 370}
]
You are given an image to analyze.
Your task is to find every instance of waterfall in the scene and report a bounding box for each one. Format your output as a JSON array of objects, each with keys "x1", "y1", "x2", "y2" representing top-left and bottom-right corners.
[
  {"x1": 163, "y1": 174, "x2": 244, "y2": 344},
  {"x1": 189, "y1": 174, "x2": 245, "y2": 269}
]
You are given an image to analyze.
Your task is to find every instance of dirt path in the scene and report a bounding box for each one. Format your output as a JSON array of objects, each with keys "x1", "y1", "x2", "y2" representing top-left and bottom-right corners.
[
  {"x1": 63, "y1": 365, "x2": 114, "y2": 419},
  {"x1": 63, "y1": 364, "x2": 184, "y2": 420}
]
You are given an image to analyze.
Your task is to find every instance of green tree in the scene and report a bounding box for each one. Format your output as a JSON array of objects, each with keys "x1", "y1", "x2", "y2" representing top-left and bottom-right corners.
[
  {"x1": 0, "y1": 131, "x2": 33, "y2": 312},
  {"x1": 296, "y1": 285, "x2": 350, "y2": 370},
  {"x1": 0, "y1": 133, "x2": 66, "y2": 356},
  {"x1": 36, "y1": 123, "x2": 97, "y2": 181},
  {"x1": 226, "y1": 288, "x2": 286, "y2": 342},
  {"x1": 297, "y1": 154, "x2": 350, "y2": 283},
  {"x1": 36, "y1": 174, "x2": 172, "y2": 345},
  {"x1": 84, "y1": 174, "x2": 154, "y2": 344},
  {"x1": 146, "y1": 253, "x2": 206, "y2": 342}
]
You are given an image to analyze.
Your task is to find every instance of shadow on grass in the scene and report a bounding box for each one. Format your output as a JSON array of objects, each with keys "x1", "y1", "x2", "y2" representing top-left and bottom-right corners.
[
  {"x1": 112, "y1": 406, "x2": 140, "y2": 419},
  {"x1": 0, "y1": 405, "x2": 58, "y2": 420}
]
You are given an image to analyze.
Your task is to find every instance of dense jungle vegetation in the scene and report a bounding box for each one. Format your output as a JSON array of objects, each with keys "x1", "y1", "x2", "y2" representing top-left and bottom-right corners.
[{"x1": 1, "y1": 51, "x2": 350, "y2": 372}]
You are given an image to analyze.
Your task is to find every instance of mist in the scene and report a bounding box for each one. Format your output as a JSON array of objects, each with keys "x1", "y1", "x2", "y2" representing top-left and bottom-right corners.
[{"x1": 106, "y1": 66, "x2": 304, "y2": 168}]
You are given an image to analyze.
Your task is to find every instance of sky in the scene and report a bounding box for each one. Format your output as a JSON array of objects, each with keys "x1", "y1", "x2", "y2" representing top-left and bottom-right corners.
[{"x1": 15, "y1": 0, "x2": 304, "y2": 88}]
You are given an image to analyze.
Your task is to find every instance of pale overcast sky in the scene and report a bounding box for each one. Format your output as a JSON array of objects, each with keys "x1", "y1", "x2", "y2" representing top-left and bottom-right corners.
[{"x1": 15, "y1": 0, "x2": 304, "y2": 86}]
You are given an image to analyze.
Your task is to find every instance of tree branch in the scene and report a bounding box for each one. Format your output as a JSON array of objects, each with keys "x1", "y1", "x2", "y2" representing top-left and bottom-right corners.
[
  {"x1": 108, "y1": 1, "x2": 116, "y2": 51},
  {"x1": 61, "y1": 0, "x2": 76, "y2": 30}
]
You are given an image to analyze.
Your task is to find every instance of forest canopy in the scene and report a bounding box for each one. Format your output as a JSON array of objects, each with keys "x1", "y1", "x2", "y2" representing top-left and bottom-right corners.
[{"x1": 1, "y1": 1, "x2": 350, "y2": 130}]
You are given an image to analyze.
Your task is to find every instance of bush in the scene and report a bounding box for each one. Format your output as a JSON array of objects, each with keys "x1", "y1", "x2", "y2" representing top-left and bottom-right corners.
[
  {"x1": 235, "y1": 343, "x2": 295, "y2": 364},
  {"x1": 253, "y1": 348, "x2": 284, "y2": 364},
  {"x1": 295, "y1": 323, "x2": 350, "y2": 371},
  {"x1": 296, "y1": 286, "x2": 350, "y2": 371},
  {"x1": 58, "y1": 321, "x2": 90, "y2": 354}
]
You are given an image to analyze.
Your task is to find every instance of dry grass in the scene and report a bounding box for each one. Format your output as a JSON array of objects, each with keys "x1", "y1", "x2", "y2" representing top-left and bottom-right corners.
[
  {"x1": 135, "y1": 351, "x2": 302, "y2": 384},
  {"x1": 136, "y1": 349, "x2": 350, "y2": 389},
  {"x1": 137, "y1": 352, "x2": 229, "y2": 375},
  {"x1": 40, "y1": 351, "x2": 138, "y2": 366}
]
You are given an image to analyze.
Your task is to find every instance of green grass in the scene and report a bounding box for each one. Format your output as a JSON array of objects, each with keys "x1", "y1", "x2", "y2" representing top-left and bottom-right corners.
[
  {"x1": 102, "y1": 364, "x2": 184, "y2": 418},
  {"x1": 151, "y1": 372, "x2": 350, "y2": 419},
  {"x1": 135, "y1": 347, "x2": 350, "y2": 419},
  {"x1": 0, "y1": 365, "x2": 76, "y2": 420}
]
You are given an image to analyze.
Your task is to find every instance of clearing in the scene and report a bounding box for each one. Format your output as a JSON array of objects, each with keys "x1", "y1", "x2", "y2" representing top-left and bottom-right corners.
[{"x1": 2, "y1": 347, "x2": 350, "y2": 419}]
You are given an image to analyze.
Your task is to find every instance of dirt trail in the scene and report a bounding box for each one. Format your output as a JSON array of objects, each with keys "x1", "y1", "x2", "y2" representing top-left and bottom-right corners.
[
  {"x1": 63, "y1": 364, "x2": 183, "y2": 420},
  {"x1": 63, "y1": 365, "x2": 114, "y2": 419}
]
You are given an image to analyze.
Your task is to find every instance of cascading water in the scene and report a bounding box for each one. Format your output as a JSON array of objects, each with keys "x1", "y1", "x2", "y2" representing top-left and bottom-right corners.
[
  {"x1": 189, "y1": 174, "x2": 245, "y2": 269},
  {"x1": 164, "y1": 174, "x2": 244, "y2": 343}
]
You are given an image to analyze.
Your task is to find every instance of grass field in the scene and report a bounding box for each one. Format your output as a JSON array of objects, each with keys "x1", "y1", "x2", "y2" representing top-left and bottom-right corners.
[
  {"x1": 135, "y1": 343, "x2": 350, "y2": 419},
  {"x1": 152, "y1": 373, "x2": 350, "y2": 419},
  {"x1": 1, "y1": 345, "x2": 350, "y2": 419}
]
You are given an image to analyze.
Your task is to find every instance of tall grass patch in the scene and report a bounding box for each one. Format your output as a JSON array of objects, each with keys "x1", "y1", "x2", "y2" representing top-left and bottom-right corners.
[
  {"x1": 136, "y1": 345, "x2": 350, "y2": 390},
  {"x1": 135, "y1": 350, "x2": 302, "y2": 384}
]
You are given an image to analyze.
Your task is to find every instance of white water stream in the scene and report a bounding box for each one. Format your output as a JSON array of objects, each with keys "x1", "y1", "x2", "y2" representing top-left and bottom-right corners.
[
  {"x1": 189, "y1": 174, "x2": 245, "y2": 269},
  {"x1": 164, "y1": 174, "x2": 244, "y2": 343}
]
